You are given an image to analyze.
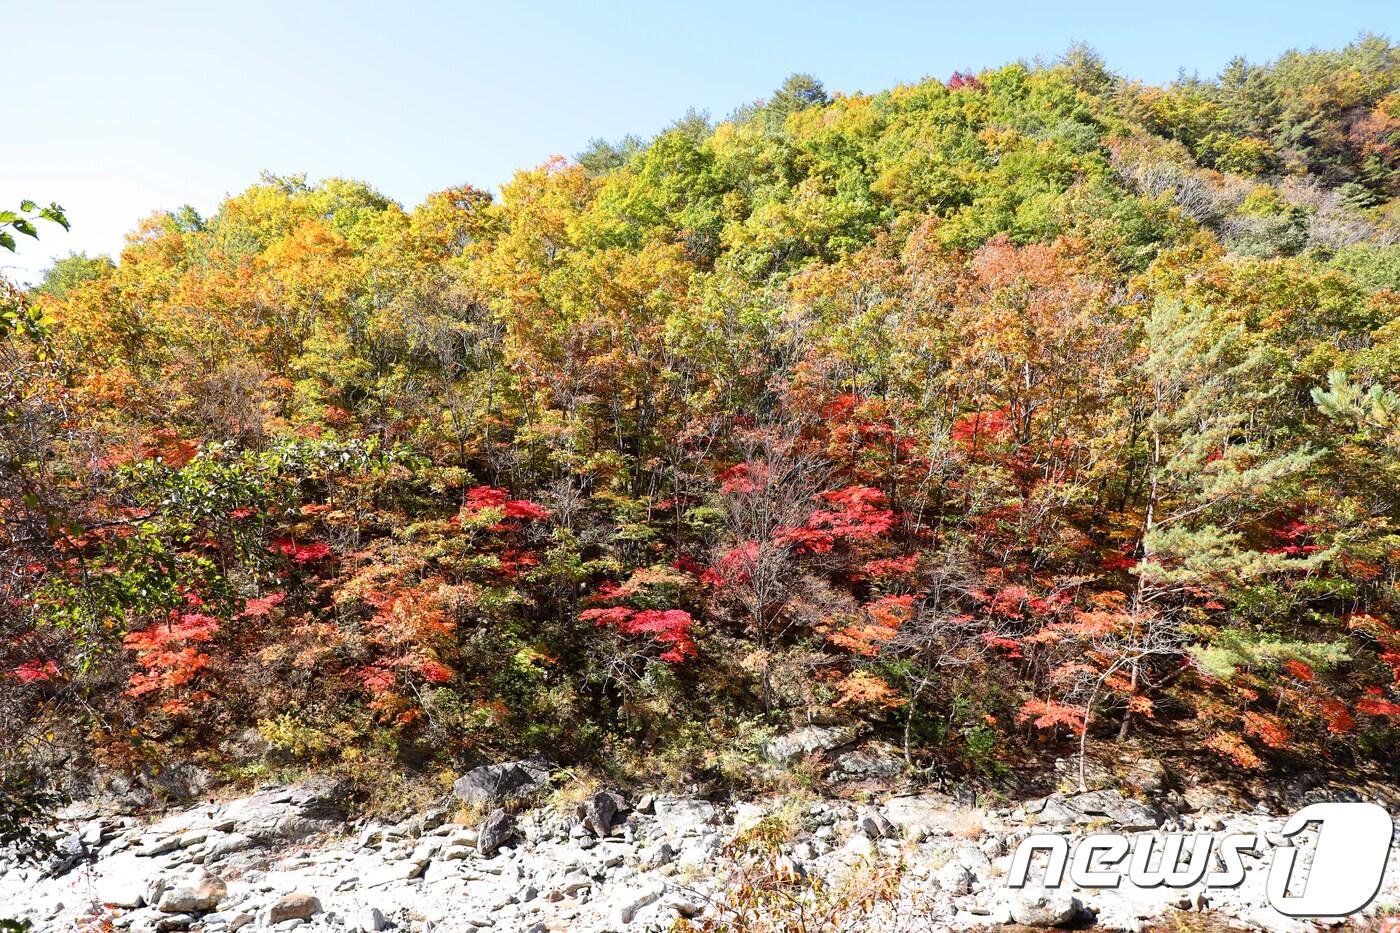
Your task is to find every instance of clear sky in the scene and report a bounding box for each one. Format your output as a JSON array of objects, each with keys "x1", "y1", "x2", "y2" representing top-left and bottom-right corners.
[{"x1": 3, "y1": 0, "x2": 1397, "y2": 282}]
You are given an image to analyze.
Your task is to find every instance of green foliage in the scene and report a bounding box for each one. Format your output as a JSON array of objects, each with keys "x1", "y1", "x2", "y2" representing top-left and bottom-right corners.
[
  {"x1": 35, "y1": 251, "x2": 113, "y2": 300},
  {"x1": 0, "y1": 200, "x2": 67, "y2": 253},
  {"x1": 1190, "y1": 632, "x2": 1351, "y2": 678}
]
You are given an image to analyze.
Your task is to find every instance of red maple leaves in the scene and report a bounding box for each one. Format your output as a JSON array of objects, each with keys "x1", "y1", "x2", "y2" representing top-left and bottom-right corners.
[
  {"x1": 1017, "y1": 698, "x2": 1086, "y2": 735},
  {"x1": 463, "y1": 486, "x2": 550, "y2": 522},
  {"x1": 123, "y1": 607, "x2": 220, "y2": 700},
  {"x1": 951, "y1": 408, "x2": 1012, "y2": 449},
  {"x1": 779, "y1": 486, "x2": 897, "y2": 554},
  {"x1": 273, "y1": 538, "x2": 333, "y2": 563},
  {"x1": 11, "y1": 659, "x2": 59, "y2": 683},
  {"x1": 581, "y1": 606, "x2": 698, "y2": 662}
]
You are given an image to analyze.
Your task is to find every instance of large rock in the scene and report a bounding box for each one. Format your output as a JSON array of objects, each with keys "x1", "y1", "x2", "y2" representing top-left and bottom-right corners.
[
  {"x1": 577, "y1": 790, "x2": 626, "y2": 837},
  {"x1": 1034, "y1": 789, "x2": 1161, "y2": 831},
  {"x1": 204, "y1": 910, "x2": 253, "y2": 932},
  {"x1": 1009, "y1": 890, "x2": 1081, "y2": 927},
  {"x1": 1054, "y1": 755, "x2": 1167, "y2": 794},
  {"x1": 155, "y1": 867, "x2": 227, "y2": 913},
  {"x1": 829, "y1": 742, "x2": 905, "y2": 780},
  {"x1": 452, "y1": 758, "x2": 551, "y2": 807},
  {"x1": 763, "y1": 725, "x2": 859, "y2": 765},
  {"x1": 95, "y1": 853, "x2": 159, "y2": 908},
  {"x1": 476, "y1": 807, "x2": 516, "y2": 857},
  {"x1": 93, "y1": 846, "x2": 166, "y2": 902},
  {"x1": 200, "y1": 832, "x2": 254, "y2": 861},
  {"x1": 882, "y1": 794, "x2": 958, "y2": 836},
  {"x1": 41, "y1": 831, "x2": 89, "y2": 877},
  {"x1": 652, "y1": 797, "x2": 717, "y2": 834},
  {"x1": 264, "y1": 891, "x2": 321, "y2": 924},
  {"x1": 217, "y1": 778, "x2": 346, "y2": 842}
]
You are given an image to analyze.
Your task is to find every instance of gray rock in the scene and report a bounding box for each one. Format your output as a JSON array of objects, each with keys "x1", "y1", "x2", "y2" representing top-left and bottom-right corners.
[
  {"x1": 615, "y1": 881, "x2": 666, "y2": 924},
  {"x1": 93, "y1": 852, "x2": 161, "y2": 908},
  {"x1": 1070, "y1": 789, "x2": 1162, "y2": 830},
  {"x1": 842, "y1": 833, "x2": 876, "y2": 859},
  {"x1": 201, "y1": 833, "x2": 254, "y2": 862},
  {"x1": 453, "y1": 758, "x2": 551, "y2": 807},
  {"x1": 651, "y1": 797, "x2": 717, "y2": 833},
  {"x1": 42, "y1": 832, "x2": 89, "y2": 877},
  {"x1": 149, "y1": 912, "x2": 199, "y2": 931},
  {"x1": 176, "y1": 830, "x2": 207, "y2": 849},
  {"x1": 97, "y1": 873, "x2": 147, "y2": 908},
  {"x1": 830, "y1": 744, "x2": 905, "y2": 780},
  {"x1": 856, "y1": 810, "x2": 893, "y2": 838},
  {"x1": 477, "y1": 808, "x2": 516, "y2": 857},
  {"x1": 882, "y1": 795, "x2": 957, "y2": 837},
  {"x1": 218, "y1": 778, "x2": 346, "y2": 843},
  {"x1": 155, "y1": 866, "x2": 227, "y2": 913},
  {"x1": 1035, "y1": 789, "x2": 1161, "y2": 831},
  {"x1": 136, "y1": 835, "x2": 182, "y2": 858},
  {"x1": 80, "y1": 820, "x2": 108, "y2": 847},
  {"x1": 204, "y1": 910, "x2": 254, "y2": 932},
  {"x1": 578, "y1": 791, "x2": 626, "y2": 837},
  {"x1": 1010, "y1": 890, "x2": 1081, "y2": 927},
  {"x1": 440, "y1": 843, "x2": 473, "y2": 860},
  {"x1": 642, "y1": 842, "x2": 675, "y2": 870},
  {"x1": 763, "y1": 725, "x2": 858, "y2": 765},
  {"x1": 936, "y1": 861, "x2": 974, "y2": 895}
]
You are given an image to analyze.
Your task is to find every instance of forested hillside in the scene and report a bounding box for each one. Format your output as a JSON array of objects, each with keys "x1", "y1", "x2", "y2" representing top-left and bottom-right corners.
[{"x1": 9, "y1": 38, "x2": 1400, "y2": 802}]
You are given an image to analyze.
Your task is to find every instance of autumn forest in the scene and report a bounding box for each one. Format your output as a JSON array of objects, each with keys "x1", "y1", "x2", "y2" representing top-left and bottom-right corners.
[{"x1": 8, "y1": 39, "x2": 1400, "y2": 809}]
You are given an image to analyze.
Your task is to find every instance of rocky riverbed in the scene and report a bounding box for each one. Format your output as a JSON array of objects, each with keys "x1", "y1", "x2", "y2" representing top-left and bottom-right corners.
[{"x1": 6, "y1": 752, "x2": 1400, "y2": 932}]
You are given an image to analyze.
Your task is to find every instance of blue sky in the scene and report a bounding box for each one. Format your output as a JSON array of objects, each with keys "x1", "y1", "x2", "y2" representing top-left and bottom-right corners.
[{"x1": 3, "y1": 0, "x2": 1397, "y2": 281}]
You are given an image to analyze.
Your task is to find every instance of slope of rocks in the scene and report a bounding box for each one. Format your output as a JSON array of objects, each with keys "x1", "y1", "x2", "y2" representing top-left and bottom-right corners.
[{"x1": 6, "y1": 753, "x2": 1400, "y2": 932}]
